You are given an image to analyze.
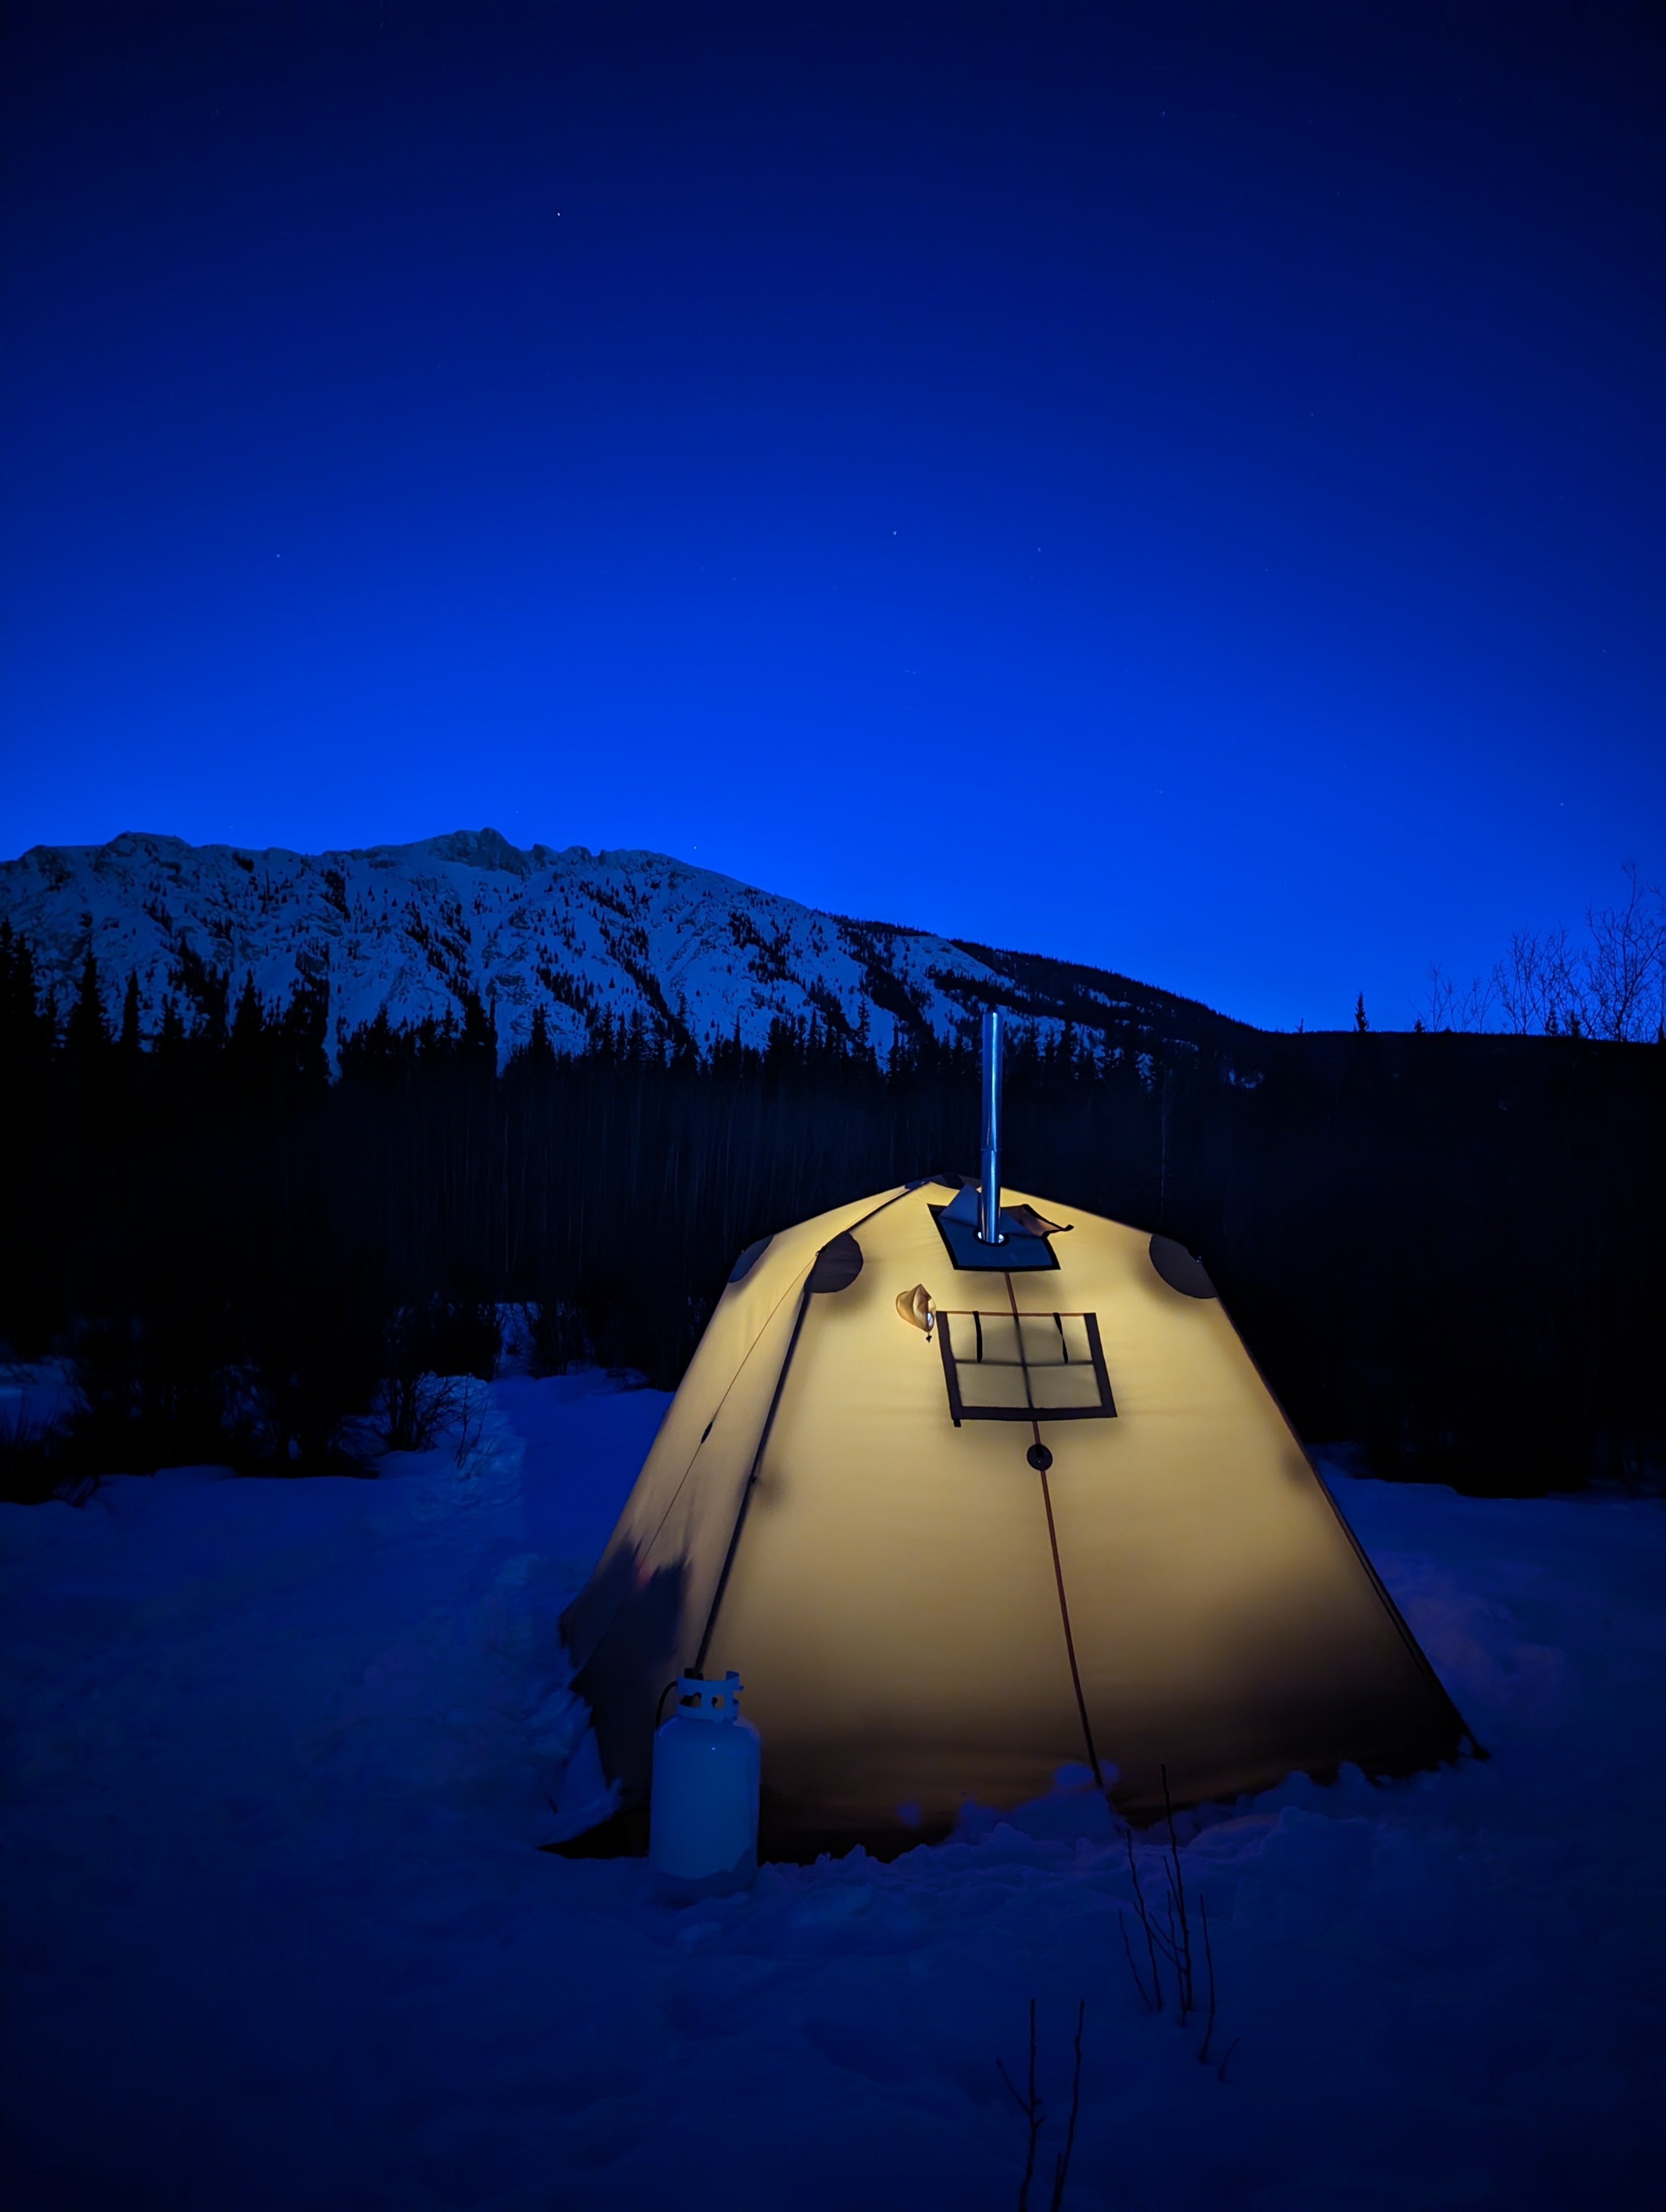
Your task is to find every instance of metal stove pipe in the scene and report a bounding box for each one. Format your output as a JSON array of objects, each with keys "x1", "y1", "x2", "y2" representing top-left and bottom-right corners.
[{"x1": 978, "y1": 1007, "x2": 1004, "y2": 1244}]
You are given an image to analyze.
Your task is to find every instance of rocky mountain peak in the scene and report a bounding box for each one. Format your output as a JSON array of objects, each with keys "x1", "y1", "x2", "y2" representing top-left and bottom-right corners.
[{"x1": 0, "y1": 829, "x2": 1251, "y2": 1067}]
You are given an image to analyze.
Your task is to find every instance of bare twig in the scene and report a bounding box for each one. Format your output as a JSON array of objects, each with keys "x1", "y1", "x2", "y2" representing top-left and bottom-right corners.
[
  {"x1": 1587, "y1": 863, "x2": 1666, "y2": 1040},
  {"x1": 1120, "y1": 1829, "x2": 1163, "y2": 2010},
  {"x1": 1162, "y1": 1889, "x2": 1187, "y2": 2023},
  {"x1": 996, "y1": 1999, "x2": 1044, "y2": 2212},
  {"x1": 1118, "y1": 1905, "x2": 1161, "y2": 2011},
  {"x1": 1160, "y1": 1766, "x2": 1195, "y2": 2023},
  {"x1": 998, "y1": 2000, "x2": 1088, "y2": 2212},
  {"x1": 1197, "y1": 1894, "x2": 1218, "y2": 2065},
  {"x1": 453, "y1": 1377, "x2": 486, "y2": 1475},
  {"x1": 1122, "y1": 1767, "x2": 1233, "y2": 2075},
  {"x1": 1049, "y1": 2001, "x2": 1086, "y2": 2212},
  {"x1": 1437, "y1": 864, "x2": 1665, "y2": 1040},
  {"x1": 376, "y1": 1368, "x2": 458, "y2": 1454}
]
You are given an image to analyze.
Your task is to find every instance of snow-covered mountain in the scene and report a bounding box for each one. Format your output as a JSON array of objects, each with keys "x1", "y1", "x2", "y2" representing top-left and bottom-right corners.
[{"x1": 0, "y1": 828, "x2": 1251, "y2": 1064}]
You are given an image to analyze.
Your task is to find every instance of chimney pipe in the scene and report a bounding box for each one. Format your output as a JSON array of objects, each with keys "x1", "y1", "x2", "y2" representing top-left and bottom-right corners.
[{"x1": 978, "y1": 1008, "x2": 1004, "y2": 1244}]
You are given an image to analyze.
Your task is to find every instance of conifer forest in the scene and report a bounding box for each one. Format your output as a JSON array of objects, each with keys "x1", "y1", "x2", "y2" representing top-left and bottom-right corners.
[{"x1": 3, "y1": 922, "x2": 1662, "y2": 1502}]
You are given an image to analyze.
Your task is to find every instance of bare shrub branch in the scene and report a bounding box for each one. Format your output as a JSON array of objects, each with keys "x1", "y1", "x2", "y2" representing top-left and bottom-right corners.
[
  {"x1": 1049, "y1": 2002, "x2": 1086, "y2": 2212},
  {"x1": 999, "y1": 1999, "x2": 1087, "y2": 2212},
  {"x1": 996, "y1": 1998, "x2": 1044, "y2": 2212},
  {"x1": 1434, "y1": 865, "x2": 1664, "y2": 1039},
  {"x1": 376, "y1": 1369, "x2": 459, "y2": 1454},
  {"x1": 1586, "y1": 863, "x2": 1666, "y2": 1041},
  {"x1": 1423, "y1": 962, "x2": 1495, "y2": 1033},
  {"x1": 1118, "y1": 1768, "x2": 1231, "y2": 2073}
]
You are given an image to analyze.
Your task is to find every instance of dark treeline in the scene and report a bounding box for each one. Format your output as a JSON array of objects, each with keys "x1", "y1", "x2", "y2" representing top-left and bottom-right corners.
[{"x1": 3, "y1": 925, "x2": 1663, "y2": 1500}]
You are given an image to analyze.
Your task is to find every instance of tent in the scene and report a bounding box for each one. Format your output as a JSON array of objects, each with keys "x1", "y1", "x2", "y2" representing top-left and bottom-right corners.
[{"x1": 559, "y1": 1175, "x2": 1473, "y2": 1855}]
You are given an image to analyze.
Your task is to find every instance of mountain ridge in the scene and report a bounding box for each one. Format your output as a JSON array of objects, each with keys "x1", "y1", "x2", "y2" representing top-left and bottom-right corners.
[{"x1": 0, "y1": 828, "x2": 1258, "y2": 1066}]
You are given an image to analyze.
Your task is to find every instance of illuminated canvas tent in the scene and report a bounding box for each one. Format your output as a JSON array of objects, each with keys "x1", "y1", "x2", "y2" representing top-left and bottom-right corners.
[{"x1": 560, "y1": 1039, "x2": 1472, "y2": 1854}]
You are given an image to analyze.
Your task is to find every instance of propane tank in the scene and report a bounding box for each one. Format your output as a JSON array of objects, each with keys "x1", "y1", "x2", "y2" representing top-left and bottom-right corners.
[{"x1": 649, "y1": 1669, "x2": 760, "y2": 1897}]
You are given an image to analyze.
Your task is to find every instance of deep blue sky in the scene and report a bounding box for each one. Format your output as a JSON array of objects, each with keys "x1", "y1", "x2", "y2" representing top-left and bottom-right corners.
[{"x1": 3, "y1": 2, "x2": 1662, "y2": 1029}]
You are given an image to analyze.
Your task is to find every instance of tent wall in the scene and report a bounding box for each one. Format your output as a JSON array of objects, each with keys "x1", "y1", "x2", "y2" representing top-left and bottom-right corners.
[{"x1": 562, "y1": 1184, "x2": 1467, "y2": 1847}]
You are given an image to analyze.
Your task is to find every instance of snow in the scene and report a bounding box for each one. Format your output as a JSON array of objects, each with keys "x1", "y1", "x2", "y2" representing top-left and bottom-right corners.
[
  {"x1": 3, "y1": 1386, "x2": 1662, "y2": 2209},
  {"x1": 0, "y1": 829, "x2": 1174, "y2": 1063}
]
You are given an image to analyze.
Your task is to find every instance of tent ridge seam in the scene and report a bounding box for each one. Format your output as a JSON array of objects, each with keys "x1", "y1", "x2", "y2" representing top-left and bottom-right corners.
[{"x1": 692, "y1": 1183, "x2": 919, "y2": 1674}]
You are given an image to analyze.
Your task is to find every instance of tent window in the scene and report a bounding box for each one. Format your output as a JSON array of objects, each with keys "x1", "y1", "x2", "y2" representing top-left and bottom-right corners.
[{"x1": 936, "y1": 1309, "x2": 1116, "y2": 1425}]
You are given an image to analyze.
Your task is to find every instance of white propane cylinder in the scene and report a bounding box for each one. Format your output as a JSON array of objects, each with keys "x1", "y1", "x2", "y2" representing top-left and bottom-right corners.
[{"x1": 649, "y1": 1670, "x2": 760, "y2": 1897}]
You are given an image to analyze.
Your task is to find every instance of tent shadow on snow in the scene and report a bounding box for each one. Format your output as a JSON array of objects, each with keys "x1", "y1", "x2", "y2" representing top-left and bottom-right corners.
[{"x1": 554, "y1": 1174, "x2": 1477, "y2": 1863}]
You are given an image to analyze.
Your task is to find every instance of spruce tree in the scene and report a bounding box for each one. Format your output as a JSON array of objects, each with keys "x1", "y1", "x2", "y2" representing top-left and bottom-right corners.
[
  {"x1": 230, "y1": 972, "x2": 265, "y2": 1060},
  {"x1": 279, "y1": 974, "x2": 330, "y2": 1086},
  {"x1": 119, "y1": 970, "x2": 143, "y2": 1056},
  {"x1": 459, "y1": 988, "x2": 496, "y2": 1062},
  {"x1": 0, "y1": 924, "x2": 50, "y2": 1062},
  {"x1": 65, "y1": 949, "x2": 111, "y2": 1058}
]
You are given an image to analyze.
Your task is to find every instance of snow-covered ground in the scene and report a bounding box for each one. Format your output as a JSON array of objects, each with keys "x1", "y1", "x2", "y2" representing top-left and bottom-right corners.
[{"x1": 2, "y1": 1377, "x2": 1661, "y2": 2210}]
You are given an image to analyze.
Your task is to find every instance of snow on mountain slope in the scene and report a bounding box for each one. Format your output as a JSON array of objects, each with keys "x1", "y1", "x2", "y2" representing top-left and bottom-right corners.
[{"x1": 0, "y1": 828, "x2": 1248, "y2": 1064}]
